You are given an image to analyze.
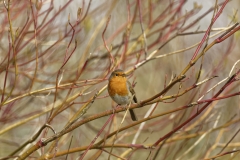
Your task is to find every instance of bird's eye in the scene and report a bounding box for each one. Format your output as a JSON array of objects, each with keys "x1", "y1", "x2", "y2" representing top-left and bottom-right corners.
[{"x1": 115, "y1": 73, "x2": 119, "y2": 76}]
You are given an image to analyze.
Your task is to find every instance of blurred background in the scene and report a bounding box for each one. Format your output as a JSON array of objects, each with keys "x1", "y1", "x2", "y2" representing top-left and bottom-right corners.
[{"x1": 0, "y1": 0, "x2": 240, "y2": 159}]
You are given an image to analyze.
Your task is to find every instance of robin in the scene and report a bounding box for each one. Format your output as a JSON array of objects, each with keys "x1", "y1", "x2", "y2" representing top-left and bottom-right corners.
[{"x1": 108, "y1": 69, "x2": 138, "y2": 121}]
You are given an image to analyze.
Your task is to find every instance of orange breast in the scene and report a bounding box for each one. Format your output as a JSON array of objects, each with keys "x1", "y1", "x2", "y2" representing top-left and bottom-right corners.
[{"x1": 108, "y1": 76, "x2": 129, "y2": 96}]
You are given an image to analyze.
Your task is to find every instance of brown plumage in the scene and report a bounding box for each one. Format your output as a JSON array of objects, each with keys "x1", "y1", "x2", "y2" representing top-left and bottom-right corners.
[{"x1": 108, "y1": 69, "x2": 138, "y2": 121}]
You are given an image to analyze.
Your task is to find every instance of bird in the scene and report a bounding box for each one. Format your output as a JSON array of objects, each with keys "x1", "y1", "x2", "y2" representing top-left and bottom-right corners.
[{"x1": 108, "y1": 69, "x2": 138, "y2": 121}]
